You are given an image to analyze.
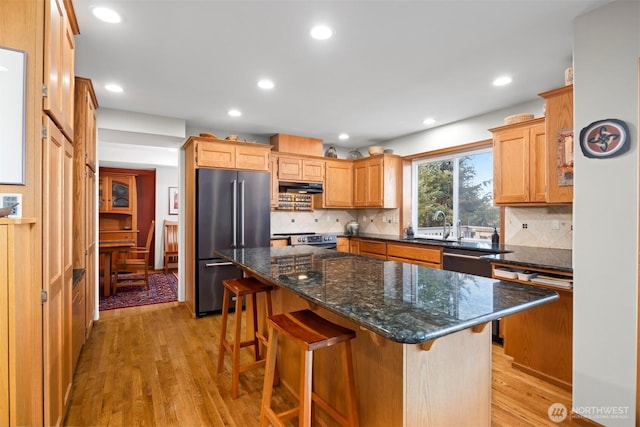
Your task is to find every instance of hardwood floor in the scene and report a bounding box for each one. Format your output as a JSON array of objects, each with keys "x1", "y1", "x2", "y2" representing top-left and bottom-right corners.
[{"x1": 65, "y1": 303, "x2": 579, "y2": 426}]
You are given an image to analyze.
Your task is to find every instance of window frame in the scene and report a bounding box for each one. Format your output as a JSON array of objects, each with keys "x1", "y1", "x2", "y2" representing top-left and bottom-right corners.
[{"x1": 409, "y1": 140, "x2": 499, "y2": 241}]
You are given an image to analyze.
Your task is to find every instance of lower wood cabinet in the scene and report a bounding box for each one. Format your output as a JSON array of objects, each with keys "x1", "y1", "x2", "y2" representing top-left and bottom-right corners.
[
  {"x1": 387, "y1": 242, "x2": 442, "y2": 268},
  {"x1": 71, "y1": 274, "x2": 85, "y2": 372},
  {"x1": 354, "y1": 238, "x2": 387, "y2": 260},
  {"x1": 336, "y1": 237, "x2": 349, "y2": 252},
  {"x1": 492, "y1": 262, "x2": 573, "y2": 390},
  {"x1": 1, "y1": 219, "x2": 39, "y2": 426}
]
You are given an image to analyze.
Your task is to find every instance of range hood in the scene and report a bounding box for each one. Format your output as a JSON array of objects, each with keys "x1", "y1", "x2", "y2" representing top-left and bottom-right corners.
[{"x1": 278, "y1": 181, "x2": 323, "y2": 194}]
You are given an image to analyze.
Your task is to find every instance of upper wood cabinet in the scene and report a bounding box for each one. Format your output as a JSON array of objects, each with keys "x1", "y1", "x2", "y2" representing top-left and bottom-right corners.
[
  {"x1": 353, "y1": 154, "x2": 401, "y2": 208},
  {"x1": 192, "y1": 138, "x2": 271, "y2": 171},
  {"x1": 539, "y1": 85, "x2": 573, "y2": 204},
  {"x1": 318, "y1": 159, "x2": 353, "y2": 208},
  {"x1": 44, "y1": 0, "x2": 76, "y2": 141},
  {"x1": 270, "y1": 156, "x2": 279, "y2": 208},
  {"x1": 73, "y1": 77, "x2": 98, "y2": 171},
  {"x1": 276, "y1": 154, "x2": 324, "y2": 182},
  {"x1": 492, "y1": 118, "x2": 546, "y2": 204},
  {"x1": 99, "y1": 174, "x2": 136, "y2": 214},
  {"x1": 492, "y1": 85, "x2": 574, "y2": 206}
]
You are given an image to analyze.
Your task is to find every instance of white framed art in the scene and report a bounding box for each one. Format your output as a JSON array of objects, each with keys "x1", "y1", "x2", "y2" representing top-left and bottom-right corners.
[{"x1": 0, "y1": 46, "x2": 26, "y2": 185}]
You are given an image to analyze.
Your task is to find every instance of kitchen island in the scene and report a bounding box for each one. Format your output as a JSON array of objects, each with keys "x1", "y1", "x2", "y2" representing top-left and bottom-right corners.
[{"x1": 216, "y1": 246, "x2": 558, "y2": 426}]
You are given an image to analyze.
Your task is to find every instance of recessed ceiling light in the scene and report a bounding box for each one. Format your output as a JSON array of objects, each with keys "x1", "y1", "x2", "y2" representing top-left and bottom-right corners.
[
  {"x1": 105, "y1": 83, "x2": 123, "y2": 93},
  {"x1": 257, "y1": 79, "x2": 274, "y2": 90},
  {"x1": 228, "y1": 109, "x2": 242, "y2": 117},
  {"x1": 493, "y1": 76, "x2": 512, "y2": 86},
  {"x1": 310, "y1": 25, "x2": 333, "y2": 40},
  {"x1": 92, "y1": 7, "x2": 121, "y2": 24},
  {"x1": 422, "y1": 118, "x2": 436, "y2": 125},
  {"x1": 338, "y1": 133, "x2": 349, "y2": 140}
]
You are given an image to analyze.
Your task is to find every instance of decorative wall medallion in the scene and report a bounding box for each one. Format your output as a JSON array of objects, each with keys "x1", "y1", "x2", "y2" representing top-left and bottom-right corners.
[{"x1": 579, "y1": 119, "x2": 630, "y2": 158}]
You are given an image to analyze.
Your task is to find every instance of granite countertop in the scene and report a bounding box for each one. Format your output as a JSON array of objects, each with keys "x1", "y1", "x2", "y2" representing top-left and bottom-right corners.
[
  {"x1": 215, "y1": 246, "x2": 558, "y2": 344},
  {"x1": 344, "y1": 232, "x2": 512, "y2": 254},
  {"x1": 480, "y1": 245, "x2": 573, "y2": 273}
]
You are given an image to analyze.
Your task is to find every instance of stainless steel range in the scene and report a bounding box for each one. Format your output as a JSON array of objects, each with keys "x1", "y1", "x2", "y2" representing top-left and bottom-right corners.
[{"x1": 289, "y1": 233, "x2": 338, "y2": 249}]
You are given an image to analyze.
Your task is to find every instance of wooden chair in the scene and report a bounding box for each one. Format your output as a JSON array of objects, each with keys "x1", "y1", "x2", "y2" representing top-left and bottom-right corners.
[
  {"x1": 163, "y1": 220, "x2": 178, "y2": 274},
  {"x1": 113, "y1": 220, "x2": 155, "y2": 295}
]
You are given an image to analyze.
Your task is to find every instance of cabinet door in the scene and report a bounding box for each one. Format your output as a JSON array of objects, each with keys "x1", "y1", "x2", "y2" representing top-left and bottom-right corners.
[
  {"x1": 277, "y1": 156, "x2": 303, "y2": 181},
  {"x1": 196, "y1": 141, "x2": 235, "y2": 168},
  {"x1": 366, "y1": 157, "x2": 384, "y2": 207},
  {"x1": 529, "y1": 123, "x2": 547, "y2": 203},
  {"x1": 324, "y1": 160, "x2": 353, "y2": 207},
  {"x1": 542, "y1": 85, "x2": 574, "y2": 203},
  {"x1": 336, "y1": 237, "x2": 350, "y2": 252},
  {"x1": 44, "y1": 0, "x2": 75, "y2": 140},
  {"x1": 236, "y1": 145, "x2": 270, "y2": 171},
  {"x1": 353, "y1": 161, "x2": 368, "y2": 207},
  {"x1": 42, "y1": 117, "x2": 66, "y2": 427},
  {"x1": 301, "y1": 159, "x2": 324, "y2": 182},
  {"x1": 270, "y1": 156, "x2": 279, "y2": 208},
  {"x1": 493, "y1": 127, "x2": 530, "y2": 204},
  {"x1": 108, "y1": 175, "x2": 134, "y2": 214}
]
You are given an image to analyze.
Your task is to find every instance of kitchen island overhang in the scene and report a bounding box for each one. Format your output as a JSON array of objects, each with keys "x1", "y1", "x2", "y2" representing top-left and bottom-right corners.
[
  {"x1": 215, "y1": 245, "x2": 558, "y2": 345},
  {"x1": 215, "y1": 246, "x2": 559, "y2": 426}
]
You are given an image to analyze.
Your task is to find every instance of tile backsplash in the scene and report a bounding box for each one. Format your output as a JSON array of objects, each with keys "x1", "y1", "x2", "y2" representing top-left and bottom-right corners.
[
  {"x1": 504, "y1": 205, "x2": 573, "y2": 249},
  {"x1": 271, "y1": 208, "x2": 401, "y2": 236}
]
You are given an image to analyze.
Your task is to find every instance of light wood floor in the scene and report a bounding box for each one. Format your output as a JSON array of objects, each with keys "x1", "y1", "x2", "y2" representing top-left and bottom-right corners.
[{"x1": 64, "y1": 302, "x2": 579, "y2": 426}]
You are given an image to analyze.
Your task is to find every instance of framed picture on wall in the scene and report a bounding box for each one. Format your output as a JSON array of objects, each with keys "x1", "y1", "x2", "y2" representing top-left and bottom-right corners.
[
  {"x1": 169, "y1": 187, "x2": 179, "y2": 215},
  {"x1": 0, "y1": 46, "x2": 27, "y2": 184}
]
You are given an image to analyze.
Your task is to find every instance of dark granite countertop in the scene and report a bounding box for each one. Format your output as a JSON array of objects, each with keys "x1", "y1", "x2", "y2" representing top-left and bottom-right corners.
[
  {"x1": 480, "y1": 245, "x2": 573, "y2": 273},
  {"x1": 345, "y1": 232, "x2": 512, "y2": 254},
  {"x1": 215, "y1": 246, "x2": 558, "y2": 344}
]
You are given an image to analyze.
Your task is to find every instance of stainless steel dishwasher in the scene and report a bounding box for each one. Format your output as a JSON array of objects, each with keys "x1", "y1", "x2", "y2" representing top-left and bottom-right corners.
[{"x1": 442, "y1": 246, "x2": 502, "y2": 343}]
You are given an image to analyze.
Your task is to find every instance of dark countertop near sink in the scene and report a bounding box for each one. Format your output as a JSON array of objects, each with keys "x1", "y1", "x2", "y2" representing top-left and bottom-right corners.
[
  {"x1": 344, "y1": 232, "x2": 512, "y2": 254},
  {"x1": 481, "y1": 245, "x2": 573, "y2": 273},
  {"x1": 345, "y1": 233, "x2": 571, "y2": 272},
  {"x1": 215, "y1": 246, "x2": 558, "y2": 344}
]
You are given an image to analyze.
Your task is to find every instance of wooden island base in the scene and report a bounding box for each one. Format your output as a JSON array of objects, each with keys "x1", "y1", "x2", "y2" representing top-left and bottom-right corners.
[{"x1": 259, "y1": 287, "x2": 492, "y2": 427}]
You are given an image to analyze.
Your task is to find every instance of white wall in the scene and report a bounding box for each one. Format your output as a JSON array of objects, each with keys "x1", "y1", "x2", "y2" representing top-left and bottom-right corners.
[
  {"x1": 573, "y1": 1, "x2": 639, "y2": 424},
  {"x1": 382, "y1": 99, "x2": 545, "y2": 156},
  {"x1": 154, "y1": 165, "x2": 179, "y2": 269}
]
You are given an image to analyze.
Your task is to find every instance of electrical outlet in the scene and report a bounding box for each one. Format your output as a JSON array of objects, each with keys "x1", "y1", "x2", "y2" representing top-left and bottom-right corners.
[
  {"x1": 0, "y1": 193, "x2": 22, "y2": 218},
  {"x1": 552, "y1": 220, "x2": 560, "y2": 230},
  {"x1": 326, "y1": 216, "x2": 331, "y2": 222},
  {"x1": 382, "y1": 215, "x2": 387, "y2": 222},
  {"x1": 362, "y1": 216, "x2": 367, "y2": 222}
]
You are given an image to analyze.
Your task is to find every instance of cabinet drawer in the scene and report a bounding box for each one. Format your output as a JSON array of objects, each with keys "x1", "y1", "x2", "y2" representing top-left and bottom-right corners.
[
  {"x1": 359, "y1": 240, "x2": 387, "y2": 257},
  {"x1": 387, "y1": 256, "x2": 441, "y2": 269},
  {"x1": 99, "y1": 231, "x2": 137, "y2": 241},
  {"x1": 387, "y1": 243, "x2": 442, "y2": 264}
]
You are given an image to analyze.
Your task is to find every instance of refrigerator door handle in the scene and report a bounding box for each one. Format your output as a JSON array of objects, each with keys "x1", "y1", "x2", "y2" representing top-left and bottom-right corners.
[
  {"x1": 240, "y1": 180, "x2": 245, "y2": 247},
  {"x1": 232, "y1": 179, "x2": 238, "y2": 248},
  {"x1": 205, "y1": 261, "x2": 234, "y2": 267}
]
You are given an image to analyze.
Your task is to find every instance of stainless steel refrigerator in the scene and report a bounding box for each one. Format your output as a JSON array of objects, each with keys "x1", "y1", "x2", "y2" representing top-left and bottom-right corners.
[{"x1": 195, "y1": 168, "x2": 271, "y2": 316}]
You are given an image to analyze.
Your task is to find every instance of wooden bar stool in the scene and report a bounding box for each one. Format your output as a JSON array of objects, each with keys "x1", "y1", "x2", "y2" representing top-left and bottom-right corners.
[
  {"x1": 260, "y1": 309, "x2": 359, "y2": 427},
  {"x1": 217, "y1": 277, "x2": 274, "y2": 399}
]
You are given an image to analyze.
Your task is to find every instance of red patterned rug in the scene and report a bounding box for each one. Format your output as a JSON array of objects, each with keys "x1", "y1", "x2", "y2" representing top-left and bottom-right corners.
[{"x1": 99, "y1": 273, "x2": 178, "y2": 311}]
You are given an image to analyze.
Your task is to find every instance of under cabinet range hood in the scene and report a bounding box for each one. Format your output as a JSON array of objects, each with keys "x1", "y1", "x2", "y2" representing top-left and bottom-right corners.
[{"x1": 278, "y1": 181, "x2": 323, "y2": 194}]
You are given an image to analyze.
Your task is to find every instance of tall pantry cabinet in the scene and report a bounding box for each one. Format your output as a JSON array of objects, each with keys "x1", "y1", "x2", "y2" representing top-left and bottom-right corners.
[{"x1": 0, "y1": 0, "x2": 80, "y2": 425}]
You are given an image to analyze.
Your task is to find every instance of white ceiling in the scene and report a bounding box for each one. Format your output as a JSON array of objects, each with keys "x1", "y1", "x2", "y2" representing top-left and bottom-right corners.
[{"x1": 74, "y1": 0, "x2": 609, "y2": 149}]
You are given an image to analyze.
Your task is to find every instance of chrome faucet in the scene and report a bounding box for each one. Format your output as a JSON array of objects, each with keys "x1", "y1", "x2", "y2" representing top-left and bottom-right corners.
[
  {"x1": 456, "y1": 219, "x2": 463, "y2": 241},
  {"x1": 433, "y1": 210, "x2": 450, "y2": 240}
]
